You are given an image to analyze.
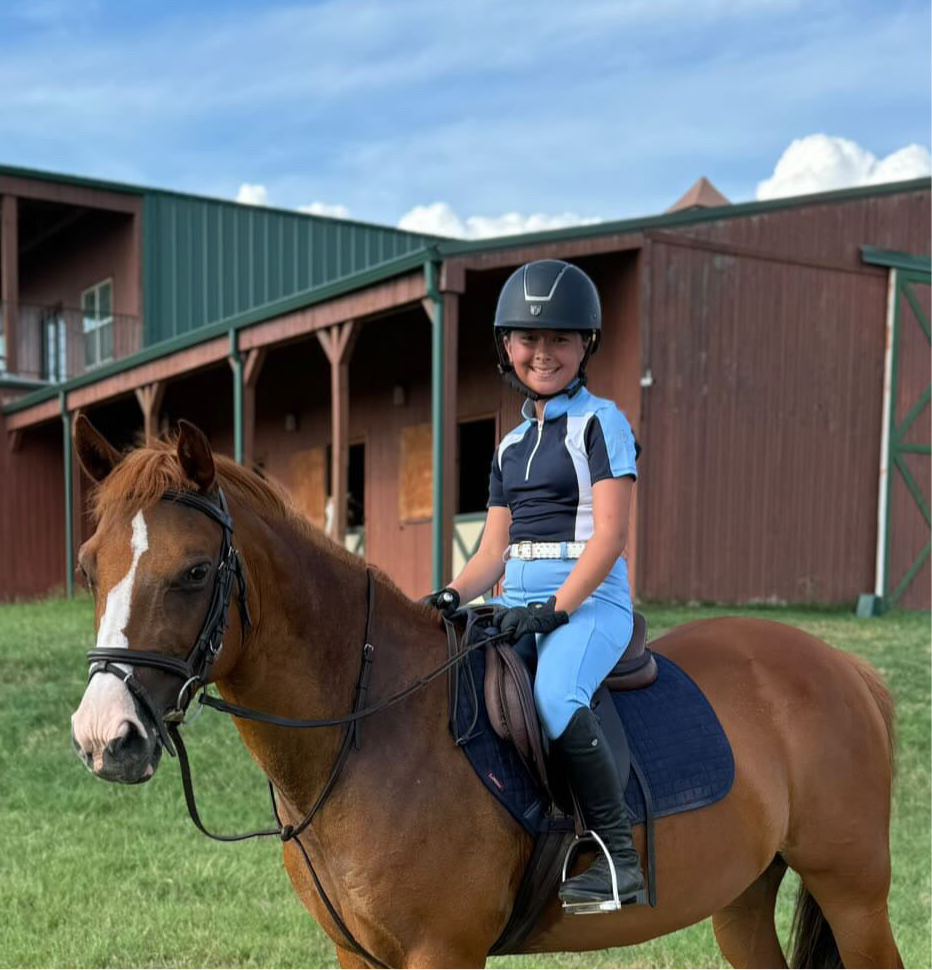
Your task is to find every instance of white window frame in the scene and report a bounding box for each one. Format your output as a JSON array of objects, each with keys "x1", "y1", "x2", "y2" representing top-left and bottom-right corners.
[{"x1": 82, "y1": 278, "x2": 114, "y2": 369}]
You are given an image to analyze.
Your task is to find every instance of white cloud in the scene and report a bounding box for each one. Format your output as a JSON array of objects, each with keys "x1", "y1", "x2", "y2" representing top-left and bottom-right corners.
[
  {"x1": 236, "y1": 182, "x2": 269, "y2": 205},
  {"x1": 397, "y1": 202, "x2": 466, "y2": 237},
  {"x1": 756, "y1": 135, "x2": 931, "y2": 200},
  {"x1": 397, "y1": 201, "x2": 601, "y2": 239},
  {"x1": 298, "y1": 201, "x2": 351, "y2": 218},
  {"x1": 235, "y1": 187, "x2": 351, "y2": 219}
]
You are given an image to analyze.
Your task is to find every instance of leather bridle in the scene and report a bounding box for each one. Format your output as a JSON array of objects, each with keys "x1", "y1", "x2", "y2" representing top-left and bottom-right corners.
[
  {"x1": 86, "y1": 488, "x2": 251, "y2": 755},
  {"x1": 82, "y1": 486, "x2": 502, "y2": 969}
]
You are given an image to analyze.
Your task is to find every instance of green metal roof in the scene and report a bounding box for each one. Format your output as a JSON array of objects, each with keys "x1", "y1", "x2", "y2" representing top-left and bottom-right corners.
[
  {"x1": 141, "y1": 193, "x2": 437, "y2": 344},
  {"x1": 3, "y1": 174, "x2": 929, "y2": 419}
]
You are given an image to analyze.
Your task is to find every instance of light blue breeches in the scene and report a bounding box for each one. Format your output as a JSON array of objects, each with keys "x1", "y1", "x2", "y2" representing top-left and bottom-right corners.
[{"x1": 488, "y1": 556, "x2": 634, "y2": 741}]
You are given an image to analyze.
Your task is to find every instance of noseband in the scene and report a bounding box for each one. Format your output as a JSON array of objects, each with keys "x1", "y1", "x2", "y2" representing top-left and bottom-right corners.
[{"x1": 85, "y1": 487, "x2": 252, "y2": 755}]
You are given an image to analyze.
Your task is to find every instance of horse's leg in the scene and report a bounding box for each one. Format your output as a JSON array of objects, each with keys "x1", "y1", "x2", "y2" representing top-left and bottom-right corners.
[
  {"x1": 780, "y1": 761, "x2": 902, "y2": 966},
  {"x1": 786, "y1": 865, "x2": 902, "y2": 969},
  {"x1": 711, "y1": 855, "x2": 788, "y2": 969}
]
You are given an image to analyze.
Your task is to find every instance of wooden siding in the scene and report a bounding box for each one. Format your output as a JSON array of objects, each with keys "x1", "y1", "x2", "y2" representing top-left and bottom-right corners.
[
  {"x1": 638, "y1": 238, "x2": 896, "y2": 604},
  {"x1": 682, "y1": 188, "x2": 931, "y2": 272},
  {"x1": 19, "y1": 208, "x2": 142, "y2": 320},
  {"x1": 0, "y1": 414, "x2": 66, "y2": 599}
]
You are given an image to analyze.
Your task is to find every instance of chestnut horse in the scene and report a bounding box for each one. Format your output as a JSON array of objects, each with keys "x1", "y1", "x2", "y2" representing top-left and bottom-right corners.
[{"x1": 70, "y1": 417, "x2": 901, "y2": 969}]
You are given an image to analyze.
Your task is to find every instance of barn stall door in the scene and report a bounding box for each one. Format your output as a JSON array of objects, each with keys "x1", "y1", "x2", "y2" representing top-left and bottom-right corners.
[{"x1": 874, "y1": 267, "x2": 931, "y2": 611}]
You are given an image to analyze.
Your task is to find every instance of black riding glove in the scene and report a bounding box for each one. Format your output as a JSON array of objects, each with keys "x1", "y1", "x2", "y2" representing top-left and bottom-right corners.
[
  {"x1": 499, "y1": 596, "x2": 569, "y2": 642},
  {"x1": 421, "y1": 587, "x2": 461, "y2": 617}
]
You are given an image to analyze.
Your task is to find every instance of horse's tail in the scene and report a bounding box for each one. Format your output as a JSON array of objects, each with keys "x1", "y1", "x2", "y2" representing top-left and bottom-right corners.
[
  {"x1": 788, "y1": 881, "x2": 843, "y2": 968},
  {"x1": 844, "y1": 651, "x2": 897, "y2": 778}
]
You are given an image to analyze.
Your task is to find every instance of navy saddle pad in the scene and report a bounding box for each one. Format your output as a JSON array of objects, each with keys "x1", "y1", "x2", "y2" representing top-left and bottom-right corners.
[{"x1": 451, "y1": 646, "x2": 735, "y2": 836}]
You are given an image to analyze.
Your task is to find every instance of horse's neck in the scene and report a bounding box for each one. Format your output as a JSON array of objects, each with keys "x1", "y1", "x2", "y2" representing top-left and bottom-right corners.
[{"x1": 216, "y1": 508, "x2": 446, "y2": 808}]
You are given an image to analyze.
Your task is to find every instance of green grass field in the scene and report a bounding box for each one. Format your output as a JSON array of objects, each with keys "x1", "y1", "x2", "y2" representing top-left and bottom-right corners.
[{"x1": 1, "y1": 596, "x2": 928, "y2": 968}]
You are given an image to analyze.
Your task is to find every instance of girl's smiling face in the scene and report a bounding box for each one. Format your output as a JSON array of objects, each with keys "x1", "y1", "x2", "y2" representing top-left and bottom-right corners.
[{"x1": 504, "y1": 329, "x2": 587, "y2": 397}]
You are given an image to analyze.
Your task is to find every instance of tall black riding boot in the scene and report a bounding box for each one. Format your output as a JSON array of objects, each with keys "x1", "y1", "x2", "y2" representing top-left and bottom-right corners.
[{"x1": 552, "y1": 706, "x2": 645, "y2": 905}]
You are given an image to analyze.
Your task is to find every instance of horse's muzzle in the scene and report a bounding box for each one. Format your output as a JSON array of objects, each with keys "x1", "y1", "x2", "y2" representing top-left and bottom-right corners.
[{"x1": 71, "y1": 716, "x2": 163, "y2": 785}]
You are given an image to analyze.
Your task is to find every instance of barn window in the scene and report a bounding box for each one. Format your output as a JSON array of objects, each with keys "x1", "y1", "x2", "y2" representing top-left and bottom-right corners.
[
  {"x1": 81, "y1": 279, "x2": 114, "y2": 369},
  {"x1": 325, "y1": 441, "x2": 366, "y2": 527},
  {"x1": 399, "y1": 423, "x2": 433, "y2": 521},
  {"x1": 458, "y1": 417, "x2": 497, "y2": 513}
]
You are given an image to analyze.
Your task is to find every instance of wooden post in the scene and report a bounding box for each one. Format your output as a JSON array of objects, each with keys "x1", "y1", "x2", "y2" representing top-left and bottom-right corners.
[
  {"x1": 134, "y1": 381, "x2": 166, "y2": 441},
  {"x1": 1, "y1": 195, "x2": 19, "y2": 374},
  {"x1": 317, "y1": 322, "x2": 358, "y2": 543},
  {"x1": 243, "y1": 347, "x2": 267, "y2": 468}
]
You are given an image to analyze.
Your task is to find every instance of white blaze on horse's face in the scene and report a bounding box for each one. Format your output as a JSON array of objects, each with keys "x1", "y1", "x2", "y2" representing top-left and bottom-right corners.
[{"x1": 71, "y1": 511, "x2": 152, "y2": 773}]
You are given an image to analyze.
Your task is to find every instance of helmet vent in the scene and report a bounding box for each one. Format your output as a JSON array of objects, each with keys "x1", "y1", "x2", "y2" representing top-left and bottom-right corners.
[{"x1": 523, "y1": 262, "x2": 570, "y2": 302}]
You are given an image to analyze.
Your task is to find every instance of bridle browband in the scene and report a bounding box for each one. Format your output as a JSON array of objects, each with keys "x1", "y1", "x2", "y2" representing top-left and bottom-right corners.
[{"x1": 83, "y1": 485, "x2": 504, "y2": 969}]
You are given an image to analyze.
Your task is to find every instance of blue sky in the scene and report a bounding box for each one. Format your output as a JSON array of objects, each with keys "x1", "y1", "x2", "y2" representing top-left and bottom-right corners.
[{"x1": 1, "y1": 0, "x2": 929, "y2": 236}]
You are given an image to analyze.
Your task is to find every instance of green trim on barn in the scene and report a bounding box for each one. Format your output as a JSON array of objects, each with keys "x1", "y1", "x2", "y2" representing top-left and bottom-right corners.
[
  {"x1": 60, "y1": 392, "x2": 74, "y2": 598},
  {"x1": 879, "y1": 269, "x2": 932, "y2": 611},
  {"x1": 860, "y1": 246, "x2": 932, "y2": 274},
  {"x1": 425, "y1": 259, "x2": 445, "y2": 589}
]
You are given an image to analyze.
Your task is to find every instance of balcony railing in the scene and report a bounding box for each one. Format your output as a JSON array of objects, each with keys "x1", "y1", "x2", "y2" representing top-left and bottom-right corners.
[{"x1": 0, "y1": 301, "x2": 142, "y2": 383}]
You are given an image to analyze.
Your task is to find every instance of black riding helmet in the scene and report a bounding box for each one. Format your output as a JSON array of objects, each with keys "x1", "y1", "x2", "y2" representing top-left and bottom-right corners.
[{"x1": 493, "y1": 259, "x2": 602, "y2": 401}]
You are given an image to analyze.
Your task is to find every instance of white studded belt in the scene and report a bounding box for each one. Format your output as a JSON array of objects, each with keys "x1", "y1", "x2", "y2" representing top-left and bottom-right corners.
[{"x1": 506, "y1": 541, "x2": 587, "y2": 561}]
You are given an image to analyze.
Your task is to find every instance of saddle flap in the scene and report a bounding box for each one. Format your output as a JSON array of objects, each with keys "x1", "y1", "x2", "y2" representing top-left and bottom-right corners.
[{"x1": 484, "y1": 643, "x2": 550, "y2": 795}]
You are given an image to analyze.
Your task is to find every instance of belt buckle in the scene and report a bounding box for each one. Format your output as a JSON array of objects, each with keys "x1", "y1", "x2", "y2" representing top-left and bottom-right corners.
[{"x1": 518, "y1": 540, "x2": 534, "y2": 560}]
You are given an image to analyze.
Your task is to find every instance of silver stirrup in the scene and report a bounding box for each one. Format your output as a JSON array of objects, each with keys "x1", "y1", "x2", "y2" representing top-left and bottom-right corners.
[{"x1": 560, "y1": 830, "x2": 644, "y2": 915}]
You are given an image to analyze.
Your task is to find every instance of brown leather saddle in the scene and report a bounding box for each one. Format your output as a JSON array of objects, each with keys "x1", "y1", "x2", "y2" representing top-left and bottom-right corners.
[{"x1": 483, "y1": 611, "x2": 657, "y2": 797}]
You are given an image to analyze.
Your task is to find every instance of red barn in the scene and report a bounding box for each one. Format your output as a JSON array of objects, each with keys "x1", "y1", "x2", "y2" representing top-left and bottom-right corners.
[{"x1": 1, "y1": 164, "x2": 928, "y2": 610}]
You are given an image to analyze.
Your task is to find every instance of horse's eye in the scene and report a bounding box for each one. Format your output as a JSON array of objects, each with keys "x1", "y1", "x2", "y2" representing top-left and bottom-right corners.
[{"x1": 184, "y1": 564, "x2": 211, "y2": 586}]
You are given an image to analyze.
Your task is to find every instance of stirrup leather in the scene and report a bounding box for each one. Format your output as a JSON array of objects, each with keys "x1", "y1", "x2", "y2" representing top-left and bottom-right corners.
[{"x1": 559, "y1": 831, "x2": 648, "y2": 914}]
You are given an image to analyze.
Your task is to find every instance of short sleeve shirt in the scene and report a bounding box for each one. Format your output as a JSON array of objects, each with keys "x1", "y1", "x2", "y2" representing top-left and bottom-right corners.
[{"x1": 488, "y1": 386, "x2": 640, "y2": 543}]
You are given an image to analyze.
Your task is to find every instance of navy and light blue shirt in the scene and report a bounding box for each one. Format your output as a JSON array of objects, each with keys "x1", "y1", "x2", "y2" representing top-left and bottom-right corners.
[{"x1": 489, "y1": 385, "x2": 640, "y2": 544}]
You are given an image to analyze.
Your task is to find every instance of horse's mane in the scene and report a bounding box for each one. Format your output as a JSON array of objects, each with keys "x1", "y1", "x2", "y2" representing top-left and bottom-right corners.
[
  {"x1": 90, "y1": 432, "x2": 438, "y2": 621},
  {"x1": 90, "y1": 433, "x2": 394, "y2": 589}
]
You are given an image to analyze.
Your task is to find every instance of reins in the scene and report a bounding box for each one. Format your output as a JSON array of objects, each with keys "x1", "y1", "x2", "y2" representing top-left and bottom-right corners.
[
  {"x1": 197, "y1": 617, "x2": 493, "y2": 730},
  {"x1": 172, "y1": 572, "x2": 504, "y2": 970},
  {"x1": 86, "y1": 486, "x2": 507, "y2": 970}
]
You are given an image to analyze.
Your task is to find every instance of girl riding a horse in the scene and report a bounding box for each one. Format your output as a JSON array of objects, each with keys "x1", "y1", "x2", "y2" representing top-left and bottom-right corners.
[{"x1": 425, "y1": 259, "x2": 644, "y2": 909}]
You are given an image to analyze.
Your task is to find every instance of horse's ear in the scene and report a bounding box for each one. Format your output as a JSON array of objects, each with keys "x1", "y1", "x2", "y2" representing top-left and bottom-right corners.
[
  {"x1": 74, "y1": 412, "x2": 121, "y2": 482},
  {"x1": 176, "y1": 420, "x2": 216, "y2": 492}
]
